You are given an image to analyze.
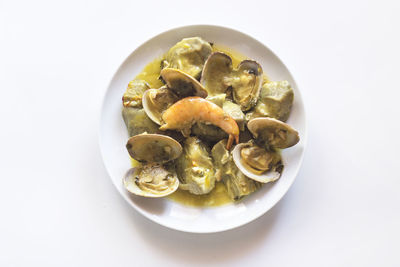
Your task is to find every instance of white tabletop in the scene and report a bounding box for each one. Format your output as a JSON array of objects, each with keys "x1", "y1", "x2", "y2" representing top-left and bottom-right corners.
[{"x1": 1, "y1": 0, "x2": 399, "y2": 266}]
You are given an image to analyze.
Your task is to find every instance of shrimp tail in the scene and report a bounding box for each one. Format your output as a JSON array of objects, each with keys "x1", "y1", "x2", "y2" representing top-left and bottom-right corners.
[{"x1": 226, "y1": 134, "x2": 239, "y2": 150}]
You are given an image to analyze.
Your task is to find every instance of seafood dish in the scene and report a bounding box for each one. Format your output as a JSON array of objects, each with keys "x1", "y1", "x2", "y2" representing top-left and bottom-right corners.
[{"x1": 121, "y1": 37, "x2": 300, "y2": 206}]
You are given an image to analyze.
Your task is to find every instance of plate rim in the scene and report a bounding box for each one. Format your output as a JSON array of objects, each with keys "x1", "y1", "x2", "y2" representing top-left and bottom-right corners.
[{"x1": 99, "y1": 24, "x2": 308, "y2": 233}]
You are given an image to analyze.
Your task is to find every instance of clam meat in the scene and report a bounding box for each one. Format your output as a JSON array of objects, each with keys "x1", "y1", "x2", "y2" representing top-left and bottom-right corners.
[
  {"x1": 142, "y1": 86, "x2": 179, "y2": 125},
  {"x1": 232, "y1": 117, "x2": 299, "y2": 183},
  {"x1": 201, "y1": 52, "x2": 263, "y2": 111},
  {"x1": 123, "y1": 133, "x2": 182, "y2": 197}
]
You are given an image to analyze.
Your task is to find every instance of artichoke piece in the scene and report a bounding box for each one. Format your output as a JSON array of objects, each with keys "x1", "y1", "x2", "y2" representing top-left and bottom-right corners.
[
  {"x1": 122, "y1": 79, "x2": 150, "y2": 108},
  {"x1": 122, "y1": 107, "x2": 159, "y2": 136},
  {"x1": 246, "y1": 81, "x2": 294, "y2": 122},
  {"x1": 191, "y1": 122, "x2": 228, "y2": 142},
  {"x1": 210, "y1": 139, "x2": 231, "y2": 182},
  {"x1": 211, "y1": 140, "x2": 261, "y2": 200},
  {"x1": 176, "y1": 137, "x2": 215, "y2": 195},
  {"x1": 122, "y1": 107, "x2": 184, "y2": 142},
  {"x1": 223, "y1": 100, "x2": 245, "y2": 131},
  {"x1": 206, "y1": 93, "x2": 226, "y2": 107},
  {"x1": 162, "y1": 37, "x2": 212, "y2": 80}
]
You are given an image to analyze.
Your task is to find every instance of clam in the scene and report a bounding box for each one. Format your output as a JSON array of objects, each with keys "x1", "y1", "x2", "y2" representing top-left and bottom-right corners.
[
  {"x1": 162, "y1": 37, "x2": 213, "y2": 79},
  {"x1": 200, "y1": 52, "x2": 233, "y2": 95},
  {"x1": 211, "y1": 139, "x2": 262, "y2": 200},
  {"x1": 126, "y1": 133, "x2": 182, "y2": 163},
  {"x1": 232, "y1": 117, "x2": 299, "y2": 183},
  {"x1": 123, "y1": 164, "x2": 179, "y2": 198},
  {"x1": 123, "y1": 133, "x2": 182, "y2": 197},
  {"x1": 232, "y1": 142, "x2": 282, "y2": 183},
  {"x1": 160, "y1": 68, "x2": 208, "y2": 98},
  {"x1": 200, "y1": 52, "x2": 263, "y2": 111},
  {"x1": 142, "y1": 87, "x2": 179, "y2": 125},
  {"x1": 247, "y1": 117, "x2": 299, "y2": 149},
  {"x1": 232, "y1": 60, "x2": 263, "y2": 111}
]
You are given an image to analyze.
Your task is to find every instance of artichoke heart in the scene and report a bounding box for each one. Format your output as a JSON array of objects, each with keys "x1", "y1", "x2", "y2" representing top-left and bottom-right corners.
[
  {"x1": 162, "y1": 37, "x2": 212, "y2": 79},
  {"x1": 211, "y1": 140, "x2": 261, "y2": 200},
  {"x1": 246, "y1": 81, "x2": 294, "y2": 122},
  {"x1": 176, "y1": 137, "x2": 215, "y2": 195},
  {"x1": 223, "y1": 100, "x2": 245, "y2": 131},
  {"x1": 206, "y1": 93, "x2": 226, "y2": 107},
  {"x1": 122, "y1": 107, "x2": 159, "y2": 137},
  {"x1": 122, "y1": 79, "x2": 150, "y2": 108}
]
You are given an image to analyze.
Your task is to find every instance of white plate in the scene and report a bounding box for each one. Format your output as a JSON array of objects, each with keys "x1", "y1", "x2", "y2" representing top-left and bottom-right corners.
[{"x1": 99, "y1": 25, "x2": 307, "y2": 233}]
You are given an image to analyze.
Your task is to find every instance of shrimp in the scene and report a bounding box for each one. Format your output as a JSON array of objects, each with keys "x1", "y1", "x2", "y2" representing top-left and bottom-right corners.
[{"x1": 159, "y1": 97, "x2": 239, "y2": 149}]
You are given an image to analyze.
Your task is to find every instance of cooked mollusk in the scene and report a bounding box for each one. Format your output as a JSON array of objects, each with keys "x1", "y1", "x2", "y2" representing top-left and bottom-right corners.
[
  {"x1": 123, "y1": 164, "x2": 179, "y2": 197},
  {"x1": 232, "y1": 143, "x2": 283, "y2": 183},
  {"x1": 200, "y1": 52, "x2": 233, "y2": 96},
  {"x1": 211, "y1": 140, "x2": 261, "y2": 199},
  {"x1": 247, "y1": 117, "x2": 299, "y2": 149},
  {"x1": 232, "y1": 60, "x2": 263, "y2": 111},
  {"x1": 126, "y1": 133, "x2": 182, "y2": 163},
  {"x1": 142, "y1": 87, "x2": 178, "y2": 125},
  {"x1": 201, "y1": 52, "x2": 263, "y2": 111},
  {"x1": 160, "y1": 68, "x2": 208, "y2": 98}
]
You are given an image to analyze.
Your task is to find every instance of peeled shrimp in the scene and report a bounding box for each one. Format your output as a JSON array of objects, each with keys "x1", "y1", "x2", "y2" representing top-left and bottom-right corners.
[{"x1": 160, "y1": 97, "x2": 239, "y2": 149}]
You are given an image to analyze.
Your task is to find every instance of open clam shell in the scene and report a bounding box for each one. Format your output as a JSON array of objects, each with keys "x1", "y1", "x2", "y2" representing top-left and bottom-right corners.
[
  {"x1": 142, "y1": 87, "x2": 178, "y2": 125},
  {"x1": 142, "y1": 89, "x2": 163, "y2": 125},
  {"x1": 200, "y1": 52, "x2": 233, "y2": 95},
  {"x1": 126, "y1": 133, "x2": 182, "y2": 163},
  {"x1": 247, "y1": 117, "x2": 300, "y2": 149},
  {"x1": 232, "y1": 143, "x2": 282, "y2": 183},
  {"x1": 232, "y1": 60, "x2": 263, "y2": 111},
  {"x1": 123, "y1": 166, "x2": 179, "y2": 197},
  {"x1": 160, "y1": 68, "x2": 208, "y2": 98},
  {"x1": 200, "y1": 52, "x2": 263, "y2": 111}
]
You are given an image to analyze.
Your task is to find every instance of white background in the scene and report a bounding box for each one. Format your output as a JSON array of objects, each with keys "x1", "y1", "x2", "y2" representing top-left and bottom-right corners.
[{"x1": 1, "y1": 0, "x2": 399, "y2": 266}]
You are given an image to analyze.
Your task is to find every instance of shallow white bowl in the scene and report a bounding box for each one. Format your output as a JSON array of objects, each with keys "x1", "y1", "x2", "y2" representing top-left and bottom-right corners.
[{"x1": 99, "y1": 25, "x2": 307, "y2": 233}]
